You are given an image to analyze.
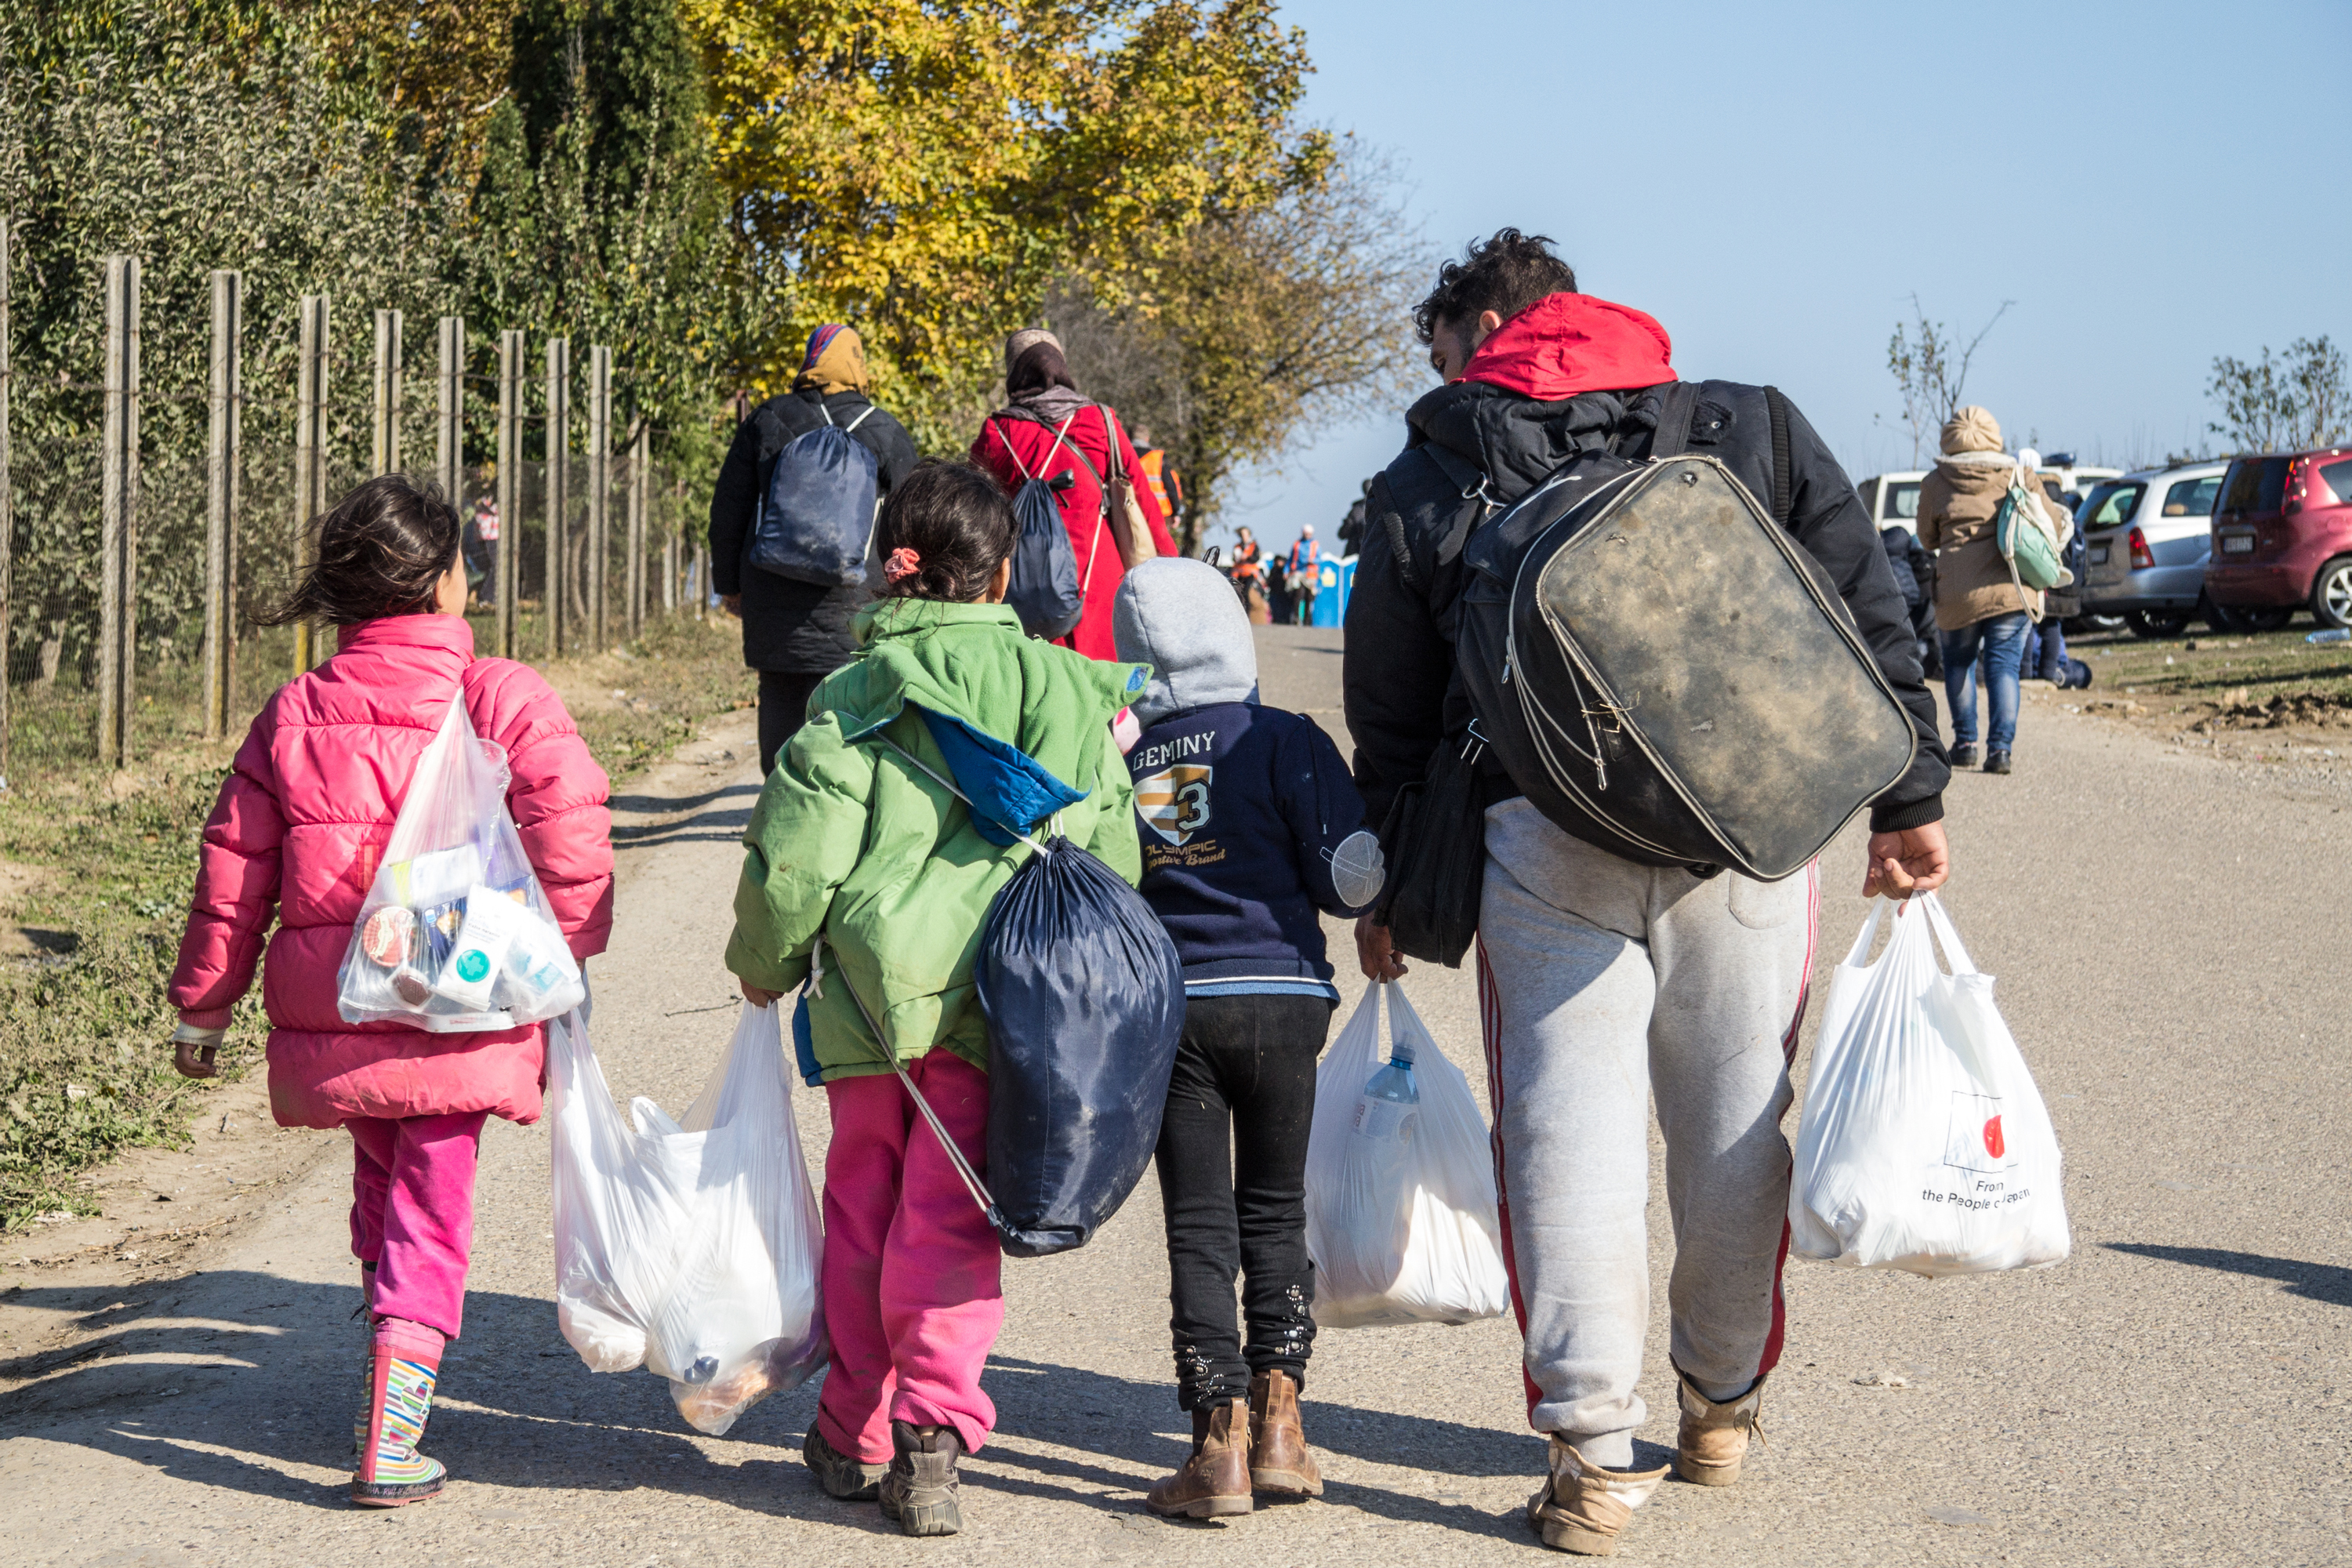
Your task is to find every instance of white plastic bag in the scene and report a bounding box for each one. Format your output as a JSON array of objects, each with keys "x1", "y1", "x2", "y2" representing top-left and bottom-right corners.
[
  {"x1": 1305, "y1": 982, "x2": 1510, "y2": 1328},
  {"x1": 548, "y1": 1004, "x2": 826, "y2": 1435},
  {"x1": 1789, "y1": 893, "x2": 2070, "y2": 1277},
  {"x1": 337, "y1": 692, "x2": 584, "y2": 1031}
]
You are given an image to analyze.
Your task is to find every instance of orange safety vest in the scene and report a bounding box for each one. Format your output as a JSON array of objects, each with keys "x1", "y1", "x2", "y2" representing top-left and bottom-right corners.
[{"x1": 1138, "y1": 447, "x2": 1181, "y2": 521}]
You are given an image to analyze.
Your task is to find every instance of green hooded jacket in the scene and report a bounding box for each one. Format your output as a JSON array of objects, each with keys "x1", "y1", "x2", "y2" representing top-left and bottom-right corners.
[{"x1": 724, "y1": 598, "x2": 1149, "y2": 1083}]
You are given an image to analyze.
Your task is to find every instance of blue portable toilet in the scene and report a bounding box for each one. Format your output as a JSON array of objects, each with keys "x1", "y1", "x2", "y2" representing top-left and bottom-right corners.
[{"x1": 1308, "y1": 557, "x2": 1356, "y2": 628}]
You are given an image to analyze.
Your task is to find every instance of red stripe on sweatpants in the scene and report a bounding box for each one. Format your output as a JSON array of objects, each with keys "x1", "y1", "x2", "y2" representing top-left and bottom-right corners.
[
  {"x1": 1476, "y1": 935, "x2": 1545, "y2": 1424},
  {"x1": 1753, "y1": 861, "x2": 1821, "y2": 1381}
]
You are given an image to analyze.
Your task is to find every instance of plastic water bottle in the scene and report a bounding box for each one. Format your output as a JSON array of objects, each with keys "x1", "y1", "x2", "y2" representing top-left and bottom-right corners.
[{"x1": 1352, "y1": 1039, "x2": 1420, "y2": 1145}]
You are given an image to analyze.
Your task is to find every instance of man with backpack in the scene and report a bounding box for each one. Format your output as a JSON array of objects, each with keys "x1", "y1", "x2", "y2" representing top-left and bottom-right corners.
[
  {"x1": 709, "y1": 325, "x2": 920, "y2": 776},
  {"x1": 1345, "y1": 230, "x2": 1952, "y2": 1558}
]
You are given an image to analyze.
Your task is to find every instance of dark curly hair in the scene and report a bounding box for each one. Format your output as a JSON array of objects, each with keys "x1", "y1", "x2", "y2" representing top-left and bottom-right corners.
[
  {"x1": 254, "y1": 473, "x2": 462, "y2": 627},
  {"x1": 875, "y1": 459, "x2": 1018, "y2": 603},
  {"x1": 1412, "y1": 227, "x2": 1580, "y2": 346}
]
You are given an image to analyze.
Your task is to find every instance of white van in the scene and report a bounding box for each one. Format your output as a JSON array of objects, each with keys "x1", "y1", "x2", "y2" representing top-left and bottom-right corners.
[{"x1": 1856, "y1": 472, "x2": 1927, "y2": 533}]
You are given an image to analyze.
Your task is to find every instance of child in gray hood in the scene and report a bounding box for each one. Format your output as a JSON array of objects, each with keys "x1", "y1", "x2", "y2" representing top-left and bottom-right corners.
[{"x1": 1111, "y1": 555, "x2": 1383, "y2": 1519}]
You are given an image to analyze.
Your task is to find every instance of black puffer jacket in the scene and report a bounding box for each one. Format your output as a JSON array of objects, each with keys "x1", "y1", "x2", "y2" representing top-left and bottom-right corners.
[
  {"x1": 708, "y1": 388, "x2": 920, "y2": 673},
  {"x1": 1344, "y1": 378, "x2": 1949, "y2": 836}
]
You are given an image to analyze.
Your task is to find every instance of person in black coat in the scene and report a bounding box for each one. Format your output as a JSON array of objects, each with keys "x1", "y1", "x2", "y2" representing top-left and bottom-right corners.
[
  {"x1": 708, "y1": 325, "x2": 919, "y2": 775},
  {"x1": 1341, "y1": 229, "x2": 1953, "y2": 1557},
  {"x1": 1880, "y1": 523, "x2": 1943, "y2": 678}
]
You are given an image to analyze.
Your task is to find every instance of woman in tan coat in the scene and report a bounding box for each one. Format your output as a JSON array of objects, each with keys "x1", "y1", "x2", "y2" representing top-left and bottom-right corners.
[{"x1": 1915, "y1": 406, "x2": 2071, "y2": 775}]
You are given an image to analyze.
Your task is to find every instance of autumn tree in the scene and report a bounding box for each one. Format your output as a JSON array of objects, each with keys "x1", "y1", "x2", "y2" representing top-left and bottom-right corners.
[
  {"x1": 2207, "y1": 337, "x2": 2347, "y2": 453},
  {"x1": 681, "y1": 0, "x2": 1329, "y2": 450},
  {"x1": 1048, "y1": 140, "x2": 1428, "y2": 549},
  {"x1": 1882, "y1": 296, "x2": 2012, "y2": 466}
]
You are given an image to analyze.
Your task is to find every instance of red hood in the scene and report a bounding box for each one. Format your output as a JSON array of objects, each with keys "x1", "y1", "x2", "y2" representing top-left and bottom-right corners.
[{"x1": 1459, "y1": 292, "x2": 1676, "y2": 400}]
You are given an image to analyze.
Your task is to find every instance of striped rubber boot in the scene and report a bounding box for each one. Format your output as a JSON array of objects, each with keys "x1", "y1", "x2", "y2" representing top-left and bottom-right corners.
[
  {"x1": 352, "y1": 1264, "x2": 378, "y2": 1461},
  {"x1": 352, "y1": 1317, "x2": 447, "y2": 1507}
]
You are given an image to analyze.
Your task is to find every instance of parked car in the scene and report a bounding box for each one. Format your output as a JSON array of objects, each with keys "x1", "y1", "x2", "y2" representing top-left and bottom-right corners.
[
  {"x1": 2205, "y1": 448, "x2": 2352, "y2": 629},
  {"x1": 2081, "y1": 461, "x2": 2235, "y2": 638},
  {"x1": 1856, "y1": 471, "x2": 1927, "y2": 532}
]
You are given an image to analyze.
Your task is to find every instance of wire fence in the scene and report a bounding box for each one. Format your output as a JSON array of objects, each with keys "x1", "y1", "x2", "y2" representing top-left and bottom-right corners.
[{"x1": 0, "y1": 266, "x2": 709, "y2": 786}]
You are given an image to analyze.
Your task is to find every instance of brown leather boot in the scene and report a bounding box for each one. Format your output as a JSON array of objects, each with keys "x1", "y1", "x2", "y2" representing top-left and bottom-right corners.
[
  {"x1": 1526, "y1": 1436, "x2": 1667, "y2": 1556},
  {"x1": 1674, "y1": 1369, "x2": 1766, "y2": 1487},
  {"x1": 1246, "y1": 1370, "x2": 1322, "y2": 1497},
  {"x1": 1145, "y1": 1398, "x2": 1253, "y2": 1519}
]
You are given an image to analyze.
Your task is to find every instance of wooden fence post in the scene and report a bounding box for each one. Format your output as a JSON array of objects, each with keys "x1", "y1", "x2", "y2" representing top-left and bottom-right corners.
[
  {"x1": 372, "y1": 308, "x2": 402, "y2": 476},
  {"x1": 496, "y1": 329, "x2": 521, "y2": 661},
  {"x1": 204, "y1": 268, "x2": 241, "y2": 741},
  {"x1": 436, "y1": 315, "x2": 463, "y2": 502},
  {"x1": 587, "y1": 346, "x2": 610, "y2": 651},
  {"x1": 0, "y1": 220, "x2": 13, "y2": 781},
  {"x1": 627, "y1": 420, "x2": 648, "y2": 638},
  {"x1": 544, "y1": 336, "x2": 569, "y2": 659},
  {"x1": 292, "y1": 294, "x2": 329, "y2": 675},
  {"x1": 98, "y1": 256, "x2": 141, "y2": 767}
]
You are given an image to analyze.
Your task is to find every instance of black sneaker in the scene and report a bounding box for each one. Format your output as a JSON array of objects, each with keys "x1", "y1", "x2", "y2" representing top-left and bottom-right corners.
[
  {"x1": 1984, "y1": 750, "x2": 2013, "y2": 775},
  {"x1": 879, "y1": 1421, "x2": 963, "y2": 1537},
  {"x1": 802, "y1": 1425, "x2": 887, "y2": 1501},
  {"x1": 1951, "y1": 743, "x2": 1980, "y2": 769}
]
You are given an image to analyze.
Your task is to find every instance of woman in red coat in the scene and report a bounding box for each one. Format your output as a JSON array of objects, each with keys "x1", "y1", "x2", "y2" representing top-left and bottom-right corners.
[{"x1": 969, "y1": 329, "x2": 1178, "y2": 659}]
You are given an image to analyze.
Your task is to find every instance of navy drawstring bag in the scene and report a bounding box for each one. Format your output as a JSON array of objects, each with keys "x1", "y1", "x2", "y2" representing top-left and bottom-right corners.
[
  {"x1": 830, "y1": 715, "x2": 1184, "y2": 1258},
  {"x1": 975, "y1": 829, "x2": 1185, "y2": 1256},
  {"x1": 990, "y1": 415, "x2": 1087, "y2": 641}
]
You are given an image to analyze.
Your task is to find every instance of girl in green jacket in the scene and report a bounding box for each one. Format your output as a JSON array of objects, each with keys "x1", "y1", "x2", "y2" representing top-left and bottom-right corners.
[{"x1": 728, "y1": 460, "x2": 1146, "y2": 1538}]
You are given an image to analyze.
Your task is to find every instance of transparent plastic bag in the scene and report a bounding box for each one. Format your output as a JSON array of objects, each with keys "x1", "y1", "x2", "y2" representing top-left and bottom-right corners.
[
  {"x1": 1304, "y1": 982, "x2": 1510, "y2": 1328},
  {"x1": 336, "y1": 693, "x2": 584, "y2": 1031},
  {"x1": 1789, "y1": 893, "x2": 2070, "y2": 1278},
  {"x1": 547, "y1": 1004, "x2": 827, "y2": 1436}
]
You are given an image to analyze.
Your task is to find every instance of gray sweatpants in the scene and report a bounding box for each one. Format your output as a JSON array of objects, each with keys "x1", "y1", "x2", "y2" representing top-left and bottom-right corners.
[{"x1": 1477, "y1": 800, "x2": 1817, "y2": 1468}]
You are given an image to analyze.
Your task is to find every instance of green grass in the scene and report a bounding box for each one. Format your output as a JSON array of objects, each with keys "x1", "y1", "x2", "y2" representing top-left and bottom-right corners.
[
  {"x1": 0, "y1": 607, "x2": 753, "y2": 1229},
  {"x1": 2073, "y1": 624, "x2": 2352, "y2": 721}
]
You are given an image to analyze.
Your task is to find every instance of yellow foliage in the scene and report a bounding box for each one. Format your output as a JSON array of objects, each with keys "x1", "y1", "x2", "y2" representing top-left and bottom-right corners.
[{"x1": 681, "y1": 0, "x2": 1326, "y2": 448}]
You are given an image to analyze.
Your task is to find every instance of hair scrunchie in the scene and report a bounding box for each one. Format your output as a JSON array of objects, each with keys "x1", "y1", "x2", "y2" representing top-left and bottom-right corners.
[{"x1": 883, "y1": 546, "x2": 923, "y2": 583}]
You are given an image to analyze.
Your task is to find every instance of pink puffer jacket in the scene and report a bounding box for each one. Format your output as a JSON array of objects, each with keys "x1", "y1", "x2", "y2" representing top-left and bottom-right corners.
[{"x1": 167, "y1": 615, "x2": 613, "y2": 1128}]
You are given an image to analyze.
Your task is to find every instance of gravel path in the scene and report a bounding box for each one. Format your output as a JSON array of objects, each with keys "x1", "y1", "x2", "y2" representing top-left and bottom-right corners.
[{"x1": 2, "y1": 624, "x2": 2346, "y2": 1566}]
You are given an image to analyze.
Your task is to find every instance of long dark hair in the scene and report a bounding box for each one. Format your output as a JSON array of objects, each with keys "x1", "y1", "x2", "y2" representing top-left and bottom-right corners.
[
  {"x1": 254, "y1": 474, "x2": 462, "y2": 628},
  {"x1": 875, "y1": 460, "x2": 1017, "y2": 602}
]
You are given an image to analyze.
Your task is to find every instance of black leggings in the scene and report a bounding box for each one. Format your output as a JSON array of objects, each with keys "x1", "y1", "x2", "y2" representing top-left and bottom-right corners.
[
  {"x1": 757, "y1": 670, "x2": 826, "y2": 779},
  {"x1": 1153, "y1": 992, "x2": 1334, "y2": 1410}
]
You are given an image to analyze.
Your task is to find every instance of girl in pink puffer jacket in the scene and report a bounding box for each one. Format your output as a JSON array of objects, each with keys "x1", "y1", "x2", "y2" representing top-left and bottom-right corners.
[{"x1": 166, "y1": 474, "x2": 612, "y2": 1507}]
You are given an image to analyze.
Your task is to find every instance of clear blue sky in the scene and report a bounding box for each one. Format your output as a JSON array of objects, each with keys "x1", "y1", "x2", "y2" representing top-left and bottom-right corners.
[{"x1": 1218, "y1": 0, "x2": 2352, "y2": 551}]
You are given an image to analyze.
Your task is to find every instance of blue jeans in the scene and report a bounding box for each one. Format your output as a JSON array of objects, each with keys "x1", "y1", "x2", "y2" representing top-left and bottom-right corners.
[{"x1": 1941, "y1": 612, "x2": 2030, "y2": 751}]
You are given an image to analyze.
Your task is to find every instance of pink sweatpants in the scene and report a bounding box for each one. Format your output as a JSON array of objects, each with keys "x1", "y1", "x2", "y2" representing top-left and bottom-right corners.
[
  {"x1": 817, "y1": 1048, "x2": 1004, "y2": 1463},
  {"x1": 347, "y1": 1110, "x2": 489, "y2": 1338}
]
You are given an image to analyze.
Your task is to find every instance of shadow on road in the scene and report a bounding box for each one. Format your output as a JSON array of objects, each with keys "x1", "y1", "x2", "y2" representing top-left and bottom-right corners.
[
  {"x1": 3, "y1": 1281, "x2": 1535, "y2": 1537},
  {"x1": 610, "y1": 782, "x2": 760, "y2": 853},
  {"x1": 2103, "y1": 1243, "x2": 2352, "y2": 1306},
  {"x1": 982, "y1": 1353, "x2": 1535, "y2": 1539}
]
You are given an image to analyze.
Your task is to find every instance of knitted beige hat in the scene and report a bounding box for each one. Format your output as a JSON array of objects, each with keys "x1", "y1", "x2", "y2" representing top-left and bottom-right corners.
[{"x1": 1940, "y1": 405, "x2": 2003, "y2": 455}]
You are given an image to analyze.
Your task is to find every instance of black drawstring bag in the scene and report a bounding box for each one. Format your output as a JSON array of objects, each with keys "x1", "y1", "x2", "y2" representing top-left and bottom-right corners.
[{"x1": 1374, "y1": 727, "x2": 1490, "y2": 967}]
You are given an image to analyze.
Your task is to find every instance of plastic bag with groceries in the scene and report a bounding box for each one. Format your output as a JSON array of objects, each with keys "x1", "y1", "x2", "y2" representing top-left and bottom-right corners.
[{"x1": 336, "y1": 691, "x2": 586, "y2": 1031}]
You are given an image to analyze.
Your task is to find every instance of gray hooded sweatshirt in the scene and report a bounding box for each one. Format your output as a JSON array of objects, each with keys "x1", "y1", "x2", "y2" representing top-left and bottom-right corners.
[{"x1": 1112, "y1": 557, "x2": 1383, "y2": 996}]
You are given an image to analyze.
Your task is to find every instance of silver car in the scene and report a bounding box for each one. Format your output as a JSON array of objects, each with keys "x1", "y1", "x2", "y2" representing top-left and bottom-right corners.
[{"x1": 2082, "y1": 462, "x2": 2230, "y2": 638}]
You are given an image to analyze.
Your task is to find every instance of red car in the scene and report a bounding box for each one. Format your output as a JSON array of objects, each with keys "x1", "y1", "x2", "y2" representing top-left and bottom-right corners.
[{"x1": 2205, "y1": 448, "x2": 2352, "y2": 628}]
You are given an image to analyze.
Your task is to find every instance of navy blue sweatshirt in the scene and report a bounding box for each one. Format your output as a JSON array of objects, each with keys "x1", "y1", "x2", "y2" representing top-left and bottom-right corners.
[{"x1": 1125, "y1": 700, "x2": 1381, "y2": 1000}]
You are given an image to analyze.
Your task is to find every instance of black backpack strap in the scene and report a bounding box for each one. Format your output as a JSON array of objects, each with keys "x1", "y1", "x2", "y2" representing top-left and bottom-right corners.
[
  {"x1": 1645, "y1": 380, "x2": 1701, "y2": 461},
  {"x1": 1420, "y1": 440, "x2": 1489, "y2": 505},
  {"x1": 1762, "y1": 385, "x2": 1794, "y2": 524}
]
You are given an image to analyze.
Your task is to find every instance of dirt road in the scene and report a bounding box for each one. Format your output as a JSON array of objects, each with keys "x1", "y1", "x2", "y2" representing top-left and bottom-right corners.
[{"x1": 3, "y1": 625, "x2": 2347, "y2": 1566}]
